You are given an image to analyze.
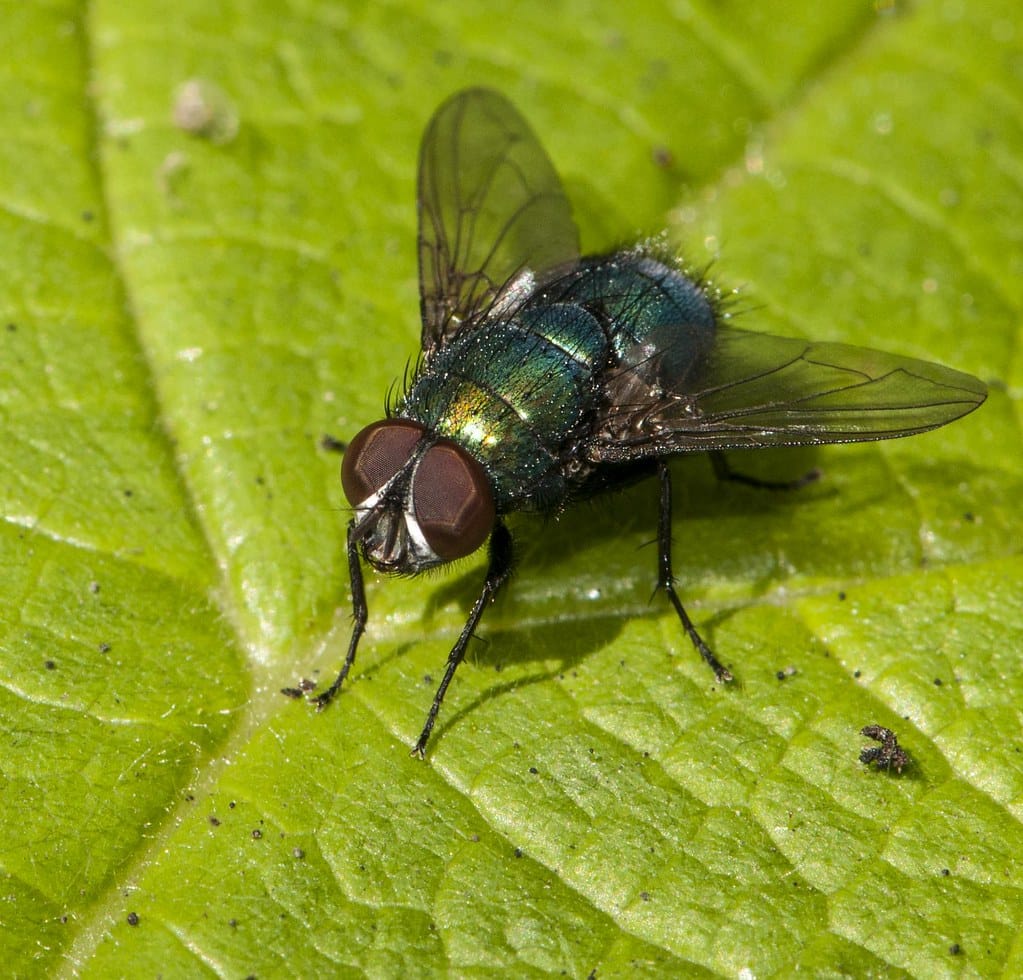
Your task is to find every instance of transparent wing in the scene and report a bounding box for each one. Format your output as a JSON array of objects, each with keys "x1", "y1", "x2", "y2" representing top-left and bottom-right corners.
[
  {"x1": 588, "y1": 325, "x2": 987, "y2": 461},
  {"x1": 418, "y1": 88, "x2": 580, "y2": 358}
]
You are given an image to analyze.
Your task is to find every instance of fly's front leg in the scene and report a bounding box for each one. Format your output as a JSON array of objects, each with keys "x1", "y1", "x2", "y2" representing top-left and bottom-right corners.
[
  {"x1": 658, "y1": 460, "x2": 733, "y2": 683},
  {"x1": 710, "y1": 450, "x2": 820, "y2": 491},
  {"x1": 310, "y1": 519, "x2": 368, "y2": 709},
  {"x1": 412, "y1": 520, "x2": 514, "y2": 759}
]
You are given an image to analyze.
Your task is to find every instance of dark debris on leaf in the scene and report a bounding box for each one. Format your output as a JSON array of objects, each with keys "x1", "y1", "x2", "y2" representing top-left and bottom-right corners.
[
  {"x1": 859, "y1": 724, "x2": 910, "y2": 774},
  {"x1": 320, "y1": 433, "x2": 347, "y2": 453}
]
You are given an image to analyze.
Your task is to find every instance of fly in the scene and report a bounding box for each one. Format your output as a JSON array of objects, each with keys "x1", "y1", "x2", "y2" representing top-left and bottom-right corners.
[{"x1": 290, "y1": 88, "x2": 986, "y2": 758}]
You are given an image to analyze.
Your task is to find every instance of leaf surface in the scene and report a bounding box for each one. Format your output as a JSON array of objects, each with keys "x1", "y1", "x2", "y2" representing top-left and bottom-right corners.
[{"x1": 1, "y1": 1, "x2": 1020, "y2": 975}]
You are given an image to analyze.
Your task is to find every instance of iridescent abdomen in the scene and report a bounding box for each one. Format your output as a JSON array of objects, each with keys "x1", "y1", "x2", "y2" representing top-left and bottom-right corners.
[
  {"x1": 399, "y1": 254, "x2": 717, "y2": 511},
  {"x1": 547, "y1": 253, "x2": 717, "y2": 384}
]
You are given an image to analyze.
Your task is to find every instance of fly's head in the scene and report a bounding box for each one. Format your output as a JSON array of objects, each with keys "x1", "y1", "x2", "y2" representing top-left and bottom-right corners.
[{"x1": 341, "y1": 419, "x2": 496, "y2": 574}]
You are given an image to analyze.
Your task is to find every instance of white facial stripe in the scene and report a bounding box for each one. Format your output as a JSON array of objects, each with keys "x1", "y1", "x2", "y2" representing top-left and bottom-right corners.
[
  {"x1": 353, "y1": 481, "x2": 441, "y2": 568},
  {"x1": 403, "y1": 507, "x2": 439, "y2": 563},
  {"x1": 354, "y1": 487, "x2": 383, "y2": 515}
]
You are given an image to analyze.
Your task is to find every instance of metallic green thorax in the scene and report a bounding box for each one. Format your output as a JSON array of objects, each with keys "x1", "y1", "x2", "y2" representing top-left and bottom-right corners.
[{"x1": 399, "y1": 252, "x2": 716, "y2": 512}]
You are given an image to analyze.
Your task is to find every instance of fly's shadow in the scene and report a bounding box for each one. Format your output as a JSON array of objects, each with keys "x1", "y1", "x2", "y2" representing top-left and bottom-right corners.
[{"x1": 420, "y1": 447, "x2": 824, "y2": 679}]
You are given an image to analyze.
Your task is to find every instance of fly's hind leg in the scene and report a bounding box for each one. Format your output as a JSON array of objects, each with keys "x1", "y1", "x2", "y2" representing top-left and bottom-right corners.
[
  {"x1": 710, "y1": 450, "x2": 819, "y2": 491},
  {"x1": 412, "y1": 520, "x2": 515, "y2": 758},
  {"x1": 657, "y1": 460, "x2": 732, "y2": 683}
]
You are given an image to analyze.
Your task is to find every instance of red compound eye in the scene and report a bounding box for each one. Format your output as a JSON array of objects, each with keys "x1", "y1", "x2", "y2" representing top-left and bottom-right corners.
[
  {"x1": 341, "y1": 420, "x2": 426, "y2": 506},
  {"x1": 412, "y1": 441, "x2": 495, "y2": 561}
]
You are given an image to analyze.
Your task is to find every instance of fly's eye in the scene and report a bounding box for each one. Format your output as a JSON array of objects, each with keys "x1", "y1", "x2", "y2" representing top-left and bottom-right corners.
[
  {"x1": 341, "y1": 420, "x2": 426, "y2": 506},
  {"x1": 413, "y1": 441, "x2": 495, "y2": 561}
]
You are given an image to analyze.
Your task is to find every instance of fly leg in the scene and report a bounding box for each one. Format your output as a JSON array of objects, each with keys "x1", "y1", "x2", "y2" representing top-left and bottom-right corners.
[
  {"x1": 305, "y1": 519, "x2": 368, "y2": 709},
  {"x1": 710, "y1": 450, "x2": 819, "y2": 491},
  {"x1": 658, "y1": 460, "x2": 733, "y2": 683},
  {"x1": 412, "y1": 520, "x2": 514, "y2": 759}
]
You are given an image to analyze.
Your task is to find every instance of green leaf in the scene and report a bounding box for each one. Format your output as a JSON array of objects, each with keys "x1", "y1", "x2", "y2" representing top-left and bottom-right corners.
[{"x1": 2, "y1": 0, "x2": 1020, "y2": 975}]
